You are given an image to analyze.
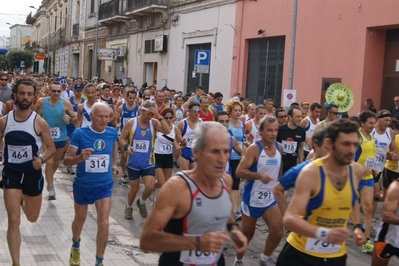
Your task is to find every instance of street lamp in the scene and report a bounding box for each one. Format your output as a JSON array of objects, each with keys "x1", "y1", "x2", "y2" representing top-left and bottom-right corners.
[
  {"x1": 30, "y1": 5, "x2": 50, "y2": 76},
  {"x1": 6, "y1": 23, "x2": 22, "y2": 50}
]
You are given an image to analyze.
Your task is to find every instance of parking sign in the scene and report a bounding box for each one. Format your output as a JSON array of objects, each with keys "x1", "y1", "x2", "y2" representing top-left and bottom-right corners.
[{"x1": 194, "y1": 50, "x2": 210, "y2": 74}]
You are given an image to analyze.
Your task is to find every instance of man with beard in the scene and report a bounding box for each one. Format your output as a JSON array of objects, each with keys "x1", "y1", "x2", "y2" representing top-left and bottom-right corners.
[
  {"x1": 0, "y1": 78, "x2": 56, "y2": 266},
  {"x1": 277, "y1": 118, "x2": 366, "y2": 266},
  {"x1": 36, "y1": 81, "x2": 78, "y2": 200}
]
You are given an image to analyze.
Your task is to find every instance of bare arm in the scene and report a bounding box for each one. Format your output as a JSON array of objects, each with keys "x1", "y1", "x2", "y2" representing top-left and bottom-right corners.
[
  {"x1": 64, "y1": 100, "x2": 78, "y2": 124},
  {"x1": 297, "y1": 141, "x2": 304, "y2": 163},
  {"x1": 232, "y1": 138, "x2": 242, "y2": 156},
  {"x1": 381, "y1": 181, "x2": 399, "y2": 225},
  {"x1": 36, "y1": 116, "x2": 56, "y2": 162},
  {"x1": 236, "y1": 144, "x2": 271, "y2": 183},
  {"x1": 273, "y1": 182, "x2": 287, "y2": 215},
  {"x1": 76, "y1": 104, "x2": 83, "y2": 128},
  {"x1": 35, "y1": 98, "x2": 44, "y2": 116}
]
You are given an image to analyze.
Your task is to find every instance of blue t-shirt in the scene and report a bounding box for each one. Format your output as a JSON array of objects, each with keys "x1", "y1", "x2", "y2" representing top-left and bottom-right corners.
[
  {"x1": 278, "y1": 160, "x2": 310, "y2": 190},
  {"x1": 69, "y1": 125, "x2": 118, "y2": 188}
]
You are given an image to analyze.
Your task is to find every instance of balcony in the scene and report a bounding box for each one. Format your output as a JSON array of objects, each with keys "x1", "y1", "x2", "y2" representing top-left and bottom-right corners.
[
  {"x1": 31, "y1": 41, "x2": 38, "y2": 48},
  {"x1": 73, "y1": 23, "x2": 79, "y2": 38},
  {"x1": 126, "y1": 0, "x2": 168, "y2": 14},
  {"x1": 26, "y1": 12, "x2": 37, "y2": 25},
  {"x1": 98, "y1": 0, "x2": 129, "y2": 23}
]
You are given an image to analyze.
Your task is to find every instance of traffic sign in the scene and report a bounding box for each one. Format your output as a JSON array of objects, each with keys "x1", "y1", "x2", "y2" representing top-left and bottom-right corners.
[{"x1": 194, "y1": 50, "x2": 210, "y2": 74}]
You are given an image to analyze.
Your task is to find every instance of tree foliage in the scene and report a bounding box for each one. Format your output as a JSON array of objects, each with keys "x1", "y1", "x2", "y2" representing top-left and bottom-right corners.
[{"x1": 6, "y1": 49, "x2": 34, "y2": 71}]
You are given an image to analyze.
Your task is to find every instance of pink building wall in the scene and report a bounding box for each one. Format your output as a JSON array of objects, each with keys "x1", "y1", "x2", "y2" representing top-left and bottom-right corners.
[{"x1": 232, "y1": 0, "x2": 399, "y2": 113}]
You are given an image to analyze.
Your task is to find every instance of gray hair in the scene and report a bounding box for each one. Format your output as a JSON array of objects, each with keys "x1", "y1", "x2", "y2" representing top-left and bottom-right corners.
[
  {"x1": 91, "y1": 102, "x2": 110, "y2": 115},
  {"x1": 141, "y1": 100, "x2": 155, "y2": 109},
  {"x1": 192, "y1": 122, "x2": 229, "y2": 153},
  {"x1": 259, "y1": 115, "x2": 277, "y2": 131}
]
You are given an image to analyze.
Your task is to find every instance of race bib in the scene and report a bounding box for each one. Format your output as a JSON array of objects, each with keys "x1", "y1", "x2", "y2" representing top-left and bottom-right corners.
[
  {"x1": 133, "y1": 140, "x2": 149, "y2": 153},
  {"x1": 7, "y1": 145, "x2": 32, "y2": 164},
  {"x1": 85, "y1": 154, "x2": 109, "y2": 173},
  {"x1": 123, "y1": 117, "x2": 132, "y2": 126},
  {"x1": 365, "y1": 157, "x2": 374, "y2": 169},
  {"x1": 161, "y1": 144, "x2": 172, "y2": 152},
  {"x1": 180, "y1": 234, "x2": 219, "y2": 265},
  {"x1": 249, "y1": 187, "x2": 274, "y2": 207},
  {"x1": 282, "y1": 140, "x2": 297, "y2": 154},
  {"x1": 50, "y1": 127, "x2": 60, "y2": 140},
  {"x1": 305, "y1": 237, "x2": 340, "y2": 254}
]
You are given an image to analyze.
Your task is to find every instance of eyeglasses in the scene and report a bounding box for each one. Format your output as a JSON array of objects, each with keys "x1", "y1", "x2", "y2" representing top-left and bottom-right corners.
[
  {"x1": 144, "y1": 97, "x2": 150, "y2": 100},
  {"x1": 293, "y1": 115, "x2": 302, "y2": 119},
  {"x1": 277, "y1": 115, "x2": 287, "y2": 118},
  {"x1": 51, "y1": 90, "x2": 62, "y2": 93},
  {"x1": 329, "y1": 111, "x2": 339, "y2": 115},
  {"x1": 0, "y1": 79, "x2": 8, "y2": 81},
  {"x1": 191, "y1": 109, "x2": 200, "y2": 113},
  {"x1": 218, "y1": 120, "x2": 229, "y2": 123},
  {"x1": 164, "y1": 116, "x2": 173, "y2": 120}
]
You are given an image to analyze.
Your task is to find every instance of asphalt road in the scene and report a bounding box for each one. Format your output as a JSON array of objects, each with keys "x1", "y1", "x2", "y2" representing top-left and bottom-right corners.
[{"x1": 54, "y1": 162, "x2": 399, "y2": 266}]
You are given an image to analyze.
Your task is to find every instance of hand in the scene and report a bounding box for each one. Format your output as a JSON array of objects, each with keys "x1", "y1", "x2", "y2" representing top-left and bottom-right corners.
[
  {"x1": 259, "y1": 174, "x2": 272, "y2": 184},
  {"x1": 63, "y1": 113, "x2": 71, "y2": 125},
  {"x1": 353, "y1": 228, "x2": 367, "y2": 246},
  {"x1": 199, "y1": 231, "x2": 231, "y2": 253},
  {"x1": 180, "y1": 138, "x2": 187, "y2": 147},
  {"x1": 112, "y1": 166, "x2": 121, "y2": 177},
  {"x1": 148, "y1": 106, "x2": 160, "y2": 118},
  {"x1": 32, "y1": 156, "x2": 43, "y2": 170},
  {"x1": 126, "y1": 145, "x2": 134, "y2": 156},
  {"x1": 392, "y1": 153, "x2": 399, "y2": 161},
  {"x1": 326, "y1": 228, "x2": 352, "y2": 245},
  {"x1": 79, "y1": 148, "x2": 94, "y2": 161},
  {"x1": 229, "y1": 229, "x2": 248, "y2": 253}
]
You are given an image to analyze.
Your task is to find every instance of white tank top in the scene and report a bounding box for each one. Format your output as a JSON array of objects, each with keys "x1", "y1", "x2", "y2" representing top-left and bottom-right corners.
[
  {"x1": 81, "y1": 101, "x2": 92, "y2": 127},
  {"x1": 154, "y1": 124, "x2": 176, "y2": 154},
  {"x1": 182, "y1": 119, "x2": 201, "y2": 148},
  {"x1": 304, "y1": 117, "x2": 319, "y2": 152},
  {"x1": 372, "y1": 127, "x2": 392, "y2": 172},
  {"x1": 248, "y1": 119, "x2": 261, "y2": 142}
]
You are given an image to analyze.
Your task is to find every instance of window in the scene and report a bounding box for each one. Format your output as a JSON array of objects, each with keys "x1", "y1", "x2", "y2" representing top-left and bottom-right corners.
[
  {"x1": 91, "y1": 0, "x2": 95, "y2": 14},
  {"x1": 144, "y1": 39, "x2": 156, "y2": 54}
]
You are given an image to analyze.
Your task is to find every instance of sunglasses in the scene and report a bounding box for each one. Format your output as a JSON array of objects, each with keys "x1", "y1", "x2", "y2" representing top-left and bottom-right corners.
[
  {"x1": 293, "y1": 115, "x2": 302, "y2": 119},
  {"x1": 301, "y1": 102, "x2": 309, "y2": 105},
  {"x1": 164, "y1": 116, "x2": 173, "y2": 120},
  {"x1": 190, "y1": 109, "x2": 200, "y2": 113},
  {"x1": 51, "y1": 90, "x2": 62, "y2": 93},
  {"x1": 277, "y1": 115, "x2": 287, "y2": 118},
  {"x1": 0, "y1": 78, "x2": 8, "y2": 81},
  {"x1": 144, "y1": 97, "x2": 150, "y2": 100},
  {"x1": 329, "y1": 111, "x2": 339, "y2": 115}
]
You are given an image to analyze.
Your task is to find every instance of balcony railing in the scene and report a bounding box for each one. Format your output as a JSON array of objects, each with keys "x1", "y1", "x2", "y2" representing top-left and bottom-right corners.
[
  {"x1": 26, "y1": 12, "x2": 36, "y2": 25},
  {"x1": 127, "y1": 0, "x2": 168, "y2": 13},
  {"x1": 99, "y1": 0, "x2": 126, "y2": 21},
  {"x1": 73, "y1": 23, "x2": 79, "y2": 38}
]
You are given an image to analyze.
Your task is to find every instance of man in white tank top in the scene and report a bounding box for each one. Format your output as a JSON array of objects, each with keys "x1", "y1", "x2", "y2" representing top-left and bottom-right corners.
[
  {"x1": 244, "y1": 104, "x2": 266, "y2": 144},
  {"x1": 300, "y1": 103, "x2": 321, "y2": 159}
]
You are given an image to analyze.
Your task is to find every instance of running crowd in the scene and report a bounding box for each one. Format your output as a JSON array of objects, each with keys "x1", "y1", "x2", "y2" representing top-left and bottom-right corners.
[{"x1": 0, "y1": 71, "x2": 399, "y2": 266}]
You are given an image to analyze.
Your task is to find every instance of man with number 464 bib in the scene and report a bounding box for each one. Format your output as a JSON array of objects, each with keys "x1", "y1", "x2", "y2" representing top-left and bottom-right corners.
[{"x1": 277, "y1": 106, "x2": 306, "y2": 174}]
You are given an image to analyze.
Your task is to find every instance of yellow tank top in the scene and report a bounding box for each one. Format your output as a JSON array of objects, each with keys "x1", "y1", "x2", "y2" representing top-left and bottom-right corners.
[
  {"x1": 354, "y1": 130, "x2": 376, "y2": 180},
  {"x1": 287, "y1": 158, "x2": 358, "y2": 258},
  {"x1": 385, "y1": 135, "x2": 399, "y2": 173}
]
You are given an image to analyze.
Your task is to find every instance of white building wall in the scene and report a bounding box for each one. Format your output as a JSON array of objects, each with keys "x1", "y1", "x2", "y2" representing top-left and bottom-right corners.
[{"x1": 54, "y1": 46, "x2": 69, "y2": 76}]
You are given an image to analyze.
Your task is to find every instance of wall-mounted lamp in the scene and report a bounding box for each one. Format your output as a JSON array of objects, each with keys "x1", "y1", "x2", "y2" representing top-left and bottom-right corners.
[{"x1": 258, "y1": 29, "x2": 265, "y2": 35}]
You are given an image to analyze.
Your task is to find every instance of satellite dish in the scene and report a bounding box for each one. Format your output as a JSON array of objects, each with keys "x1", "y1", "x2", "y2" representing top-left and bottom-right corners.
[
  {"x1": 0, "y1": 48, "x2": 8, "y2": 55},
  {"x1": 325, "y1": 83, "x2": 355, "y2": 113}
]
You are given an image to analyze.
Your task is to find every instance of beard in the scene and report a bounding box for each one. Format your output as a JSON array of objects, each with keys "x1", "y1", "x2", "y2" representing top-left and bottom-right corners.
[
  {"x1": 332, "y1": 144, "x2": 353, "y2": 166},
  {"x1": 15, "y1": 99, "x2": 33, "y2": 110}
]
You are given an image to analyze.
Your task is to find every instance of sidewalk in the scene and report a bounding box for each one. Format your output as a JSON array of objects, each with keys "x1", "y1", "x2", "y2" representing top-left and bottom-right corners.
[{"x1": 0, "y1": 168, "x2": 159, "y2": 266}]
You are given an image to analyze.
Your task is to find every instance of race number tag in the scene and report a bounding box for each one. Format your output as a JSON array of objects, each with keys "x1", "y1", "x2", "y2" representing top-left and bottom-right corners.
[
  {"x1": 123, "y1": 117, "x2": 132, "y2": 126},
  {"x1": 85, "y1": 154, "x2": 109, "y2": 173},
  {"x1": 180, "y1": 234, "x2": 218, "y2": 264},
  {"x1": 365, "y1": 157, "x2": 374, "y2": 169},
  {"x1": 50, "y1": 127, "x2": 60, "y2": 139},
  {"x1": 7, "y1": 145, "x2": 32, "y2": 163},
  {"x1": 282, "y1": 140, "x2": 297, "y2": 154},
  {"x1": 305, "y1": 237, "x2": 340, "y2": 254},
  {"x1": 133, "y1": 140, "x2": 149, "y2": 153},
  {"x1": 161, "y1": 144, "x2": 172, "y2": 152},
  {"x1": 249, "y1": 187, "x2": 274, "y2": 207}
]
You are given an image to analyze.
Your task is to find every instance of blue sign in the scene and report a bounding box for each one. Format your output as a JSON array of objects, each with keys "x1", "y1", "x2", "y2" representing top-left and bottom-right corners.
[
  {"x1": 20, "y1": 60, "x2": 25, "y2": 68},
  {"x1": 194, "y1": 50, "x2": 210, "y2": 74}
]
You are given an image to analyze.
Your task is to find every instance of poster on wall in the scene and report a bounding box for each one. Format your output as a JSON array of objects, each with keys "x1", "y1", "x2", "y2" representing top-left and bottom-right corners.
[
  {"x1": 283, "y1": 89, "x2": 297, "y2": 107},
  {"x1": 98, "y1": 48, "x2": 118, "y2": 61}
]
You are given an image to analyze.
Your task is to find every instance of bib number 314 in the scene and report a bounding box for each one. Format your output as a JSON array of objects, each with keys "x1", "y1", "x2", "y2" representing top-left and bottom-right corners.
[{"x1": 85, "y1": 154, "x2": 109, "y2": 173}]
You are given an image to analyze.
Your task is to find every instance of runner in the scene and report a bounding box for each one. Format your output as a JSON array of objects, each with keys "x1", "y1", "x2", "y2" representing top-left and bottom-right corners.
[
  {"x1": 182, "y1": 86, "x2": 205, "y2": 109},
  {"x1": 300, "y1": 103, "x2": 321, "y2": 159},
  {"x1": 199, "y1": 96, "x2": 213, "y2": 122},
  {"x1": 244, "y1": 104, "x2": 266, "y2": 144},
  {"x1": 241, "y1": 103, "x2": 256, "y2": 123},
  {"x1": 275, "y1": 108, "x2": 287, "y2": 126},
  {"x1": 312, "y1": 103, "x2": 339, "y2": 135},
  {"x1": 211, "y1": 92, "x2": 224, "y2": 113}
]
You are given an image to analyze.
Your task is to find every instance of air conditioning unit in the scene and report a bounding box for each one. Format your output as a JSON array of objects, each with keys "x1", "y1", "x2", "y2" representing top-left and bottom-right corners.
[{"x1": 118, "y1": 46, "x2": 127, "y2": 57}]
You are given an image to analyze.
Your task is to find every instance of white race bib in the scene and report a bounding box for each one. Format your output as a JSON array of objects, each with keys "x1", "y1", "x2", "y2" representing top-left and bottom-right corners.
[
  {"x1": 305, "y1": 237, "x2": 340, "y2": 254},
  {"x1": 50, "y1": 127, "x2": 60, "y2": 140},
  {"x1": 7, "y1": 145, "x2": 32, "y2": 163},
  {"x1": 249, "y1": 187, "x2": 274, "y2": 207},
  {"x1": 123, "y1": 117, "x2": 132, "y2": 126},
  {"x1": 85, "y1": 154, "x2": 109, "y2": 173},
  {"x1": 282, "y1": 140, "x2": 297, "y2": 154},
  {"x1": 365, "y1": 157, "x2": 374, "y2": 169},
  {"x1": 179, "y1": 234, "x2": 219, "y2": 264},
  {"x1": 161, "y1": 144, "x2": 172, "y2": 153},
  {"x1": 133, "y1": 140, "x2": 150, "y2": 153}
]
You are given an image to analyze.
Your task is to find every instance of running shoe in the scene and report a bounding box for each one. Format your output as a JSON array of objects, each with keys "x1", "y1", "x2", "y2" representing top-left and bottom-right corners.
[
  {"x1": 48, "y1": 190, "x2": 56, "y2": 201},
  {"x1": 233, "y1": 259, "x2": 244, "y2": 266},
  {"x1": 124, "y1": 206, "x2": 133, "y2": 220},
  {"x1": 149, "y1": 190, "x2": 157, "y2": 204},
  {"x1": 69, "y1": 247, "x2": 80, "y2": 266},
  {"x1": 67, "y1": 166, "x2": 75, "y2": 175},
  {"x1": 234, "y1": 211, "x2": 242, "y2": 222},
  {"x1": 259, "y1": 256, "x2": 275, "y2": 266},
  {"x1": 136, "y1": 199, "x2": 148, "y2": 218},
  {"x1": 120, "y1": 174, "x2": 129, "y2": 184}
]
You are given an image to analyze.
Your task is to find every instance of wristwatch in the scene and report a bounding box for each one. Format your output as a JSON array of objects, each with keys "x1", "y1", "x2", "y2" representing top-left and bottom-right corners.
[
  {"x1": 158, "y1": 116, "x2": 164, "y2": 121},
  {"x1": 40, "y1": 157, "x2": 47, "y2": 164},
  {"x1": 354, "y1": 223, "x2": 366, "y2": 233}
]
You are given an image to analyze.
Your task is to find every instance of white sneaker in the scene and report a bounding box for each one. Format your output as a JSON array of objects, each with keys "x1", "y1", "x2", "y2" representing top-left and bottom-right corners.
[{"x1": 149, "y1": 189, "x2": 157, "y2": 205}]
